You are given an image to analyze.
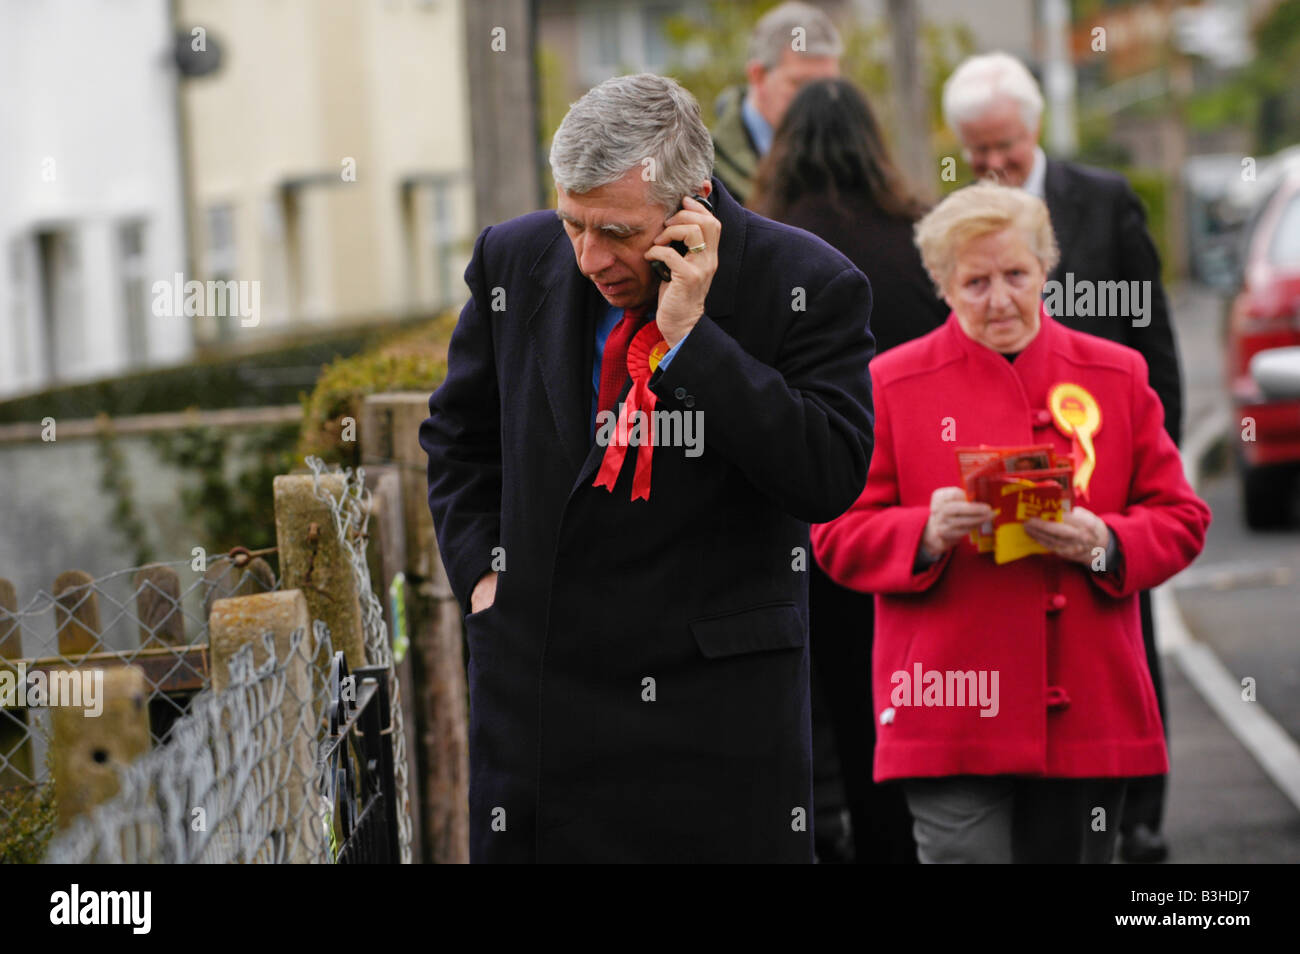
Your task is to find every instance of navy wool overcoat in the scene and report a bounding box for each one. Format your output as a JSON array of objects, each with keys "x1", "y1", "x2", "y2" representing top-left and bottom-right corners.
[{"x1": 419, "y1": 177, "x2": 875, "y2": 862}]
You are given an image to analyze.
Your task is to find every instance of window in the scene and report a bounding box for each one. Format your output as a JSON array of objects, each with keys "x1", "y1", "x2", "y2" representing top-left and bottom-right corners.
[
  {"x1": 36, "y1": 229, "x2": 83, "y2": 382},
  {"x1": 641, "y1": 3, "x2": 678, "y2": 71},
  {"x1": 261, "y1": 198, "x2": 290, "y2": 324},
  {"x1": 119, "y1": 221, "x2": 148, "y2": 366},
  {"x1": 9, "y1": 240, "x2": 30, "y2": 388},
  {"x1": 577, "y1": 1, "x2": 683, "y2": 85},
  {"x1": 203, "y1": 204, "x2": 237, "y2": 344},
  {"x1": 206, "y1": 205, "x2": 237, "y2": 275}
]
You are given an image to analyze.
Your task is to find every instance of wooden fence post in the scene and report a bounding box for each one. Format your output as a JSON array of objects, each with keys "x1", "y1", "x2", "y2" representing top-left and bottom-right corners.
[
  {"x1": 50, "y1": 666, "x2": 150, "y2": 830},
  {"x1": 209, "y1": 590, "x2": 321, "y2": 863},
  {"x1": 361, "y1": 392, "x2": 469, "y2": 864},
  {"x1": 361, "y1": 463, "x2": 425, "y2": 861},
  {"x1": 273, "y1": 475, "x2": 366, "y2": 671},
  {"x1": 52, "y1": 571, "x2": 99, "y2": 656},
  {"x1": 134, "y1": 565, "x2": 185, "y2": 646},
  {"x1": 0, "y1": 578, "x2": 19, "y2": 659},
  {"x1": 0, "y1": 578, "x2": 33, "y2": 788}
]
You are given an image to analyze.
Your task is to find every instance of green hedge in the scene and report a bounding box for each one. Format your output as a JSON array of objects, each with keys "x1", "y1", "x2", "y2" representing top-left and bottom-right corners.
[
  {"x1": 0, "y1": 316, "x2": 438, "y2": 425},
  {"x1": 297, "y1": 313, "x2": 455, "y2": 468},
  {"x1": 1121, "y1": 168, "x2": 1174, "y2": 286}
]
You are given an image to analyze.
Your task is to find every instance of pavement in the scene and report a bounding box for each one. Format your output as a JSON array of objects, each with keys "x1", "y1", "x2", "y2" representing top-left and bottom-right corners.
[{"x1": 1146, "y1": 282, "x2": 1300, "y2": 864}]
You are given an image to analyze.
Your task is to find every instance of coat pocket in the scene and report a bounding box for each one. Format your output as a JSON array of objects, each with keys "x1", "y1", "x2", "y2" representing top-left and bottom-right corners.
[
  {"x1": 689, "y1": 601, "x2": 806, "y2": 659},
  {"x1": 463, "y1": 601, "x2": 501, "y2": 661}
]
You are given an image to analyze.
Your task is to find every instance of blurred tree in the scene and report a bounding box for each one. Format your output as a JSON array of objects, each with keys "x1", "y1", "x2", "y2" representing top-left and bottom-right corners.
[{"x1": 1184, "y1": 0, "x2": 1300, "y2": 152}]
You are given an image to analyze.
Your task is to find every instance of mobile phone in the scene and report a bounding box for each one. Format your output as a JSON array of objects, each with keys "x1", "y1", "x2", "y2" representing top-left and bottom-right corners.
[{"x1": 652, "y1": 194, "x2": 715, "y2": 282}]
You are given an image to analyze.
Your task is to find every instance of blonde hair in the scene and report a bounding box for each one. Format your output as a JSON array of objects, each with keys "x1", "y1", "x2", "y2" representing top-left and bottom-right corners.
[{"x1": 913, "y1": 181, "x2": 1059, "y2": 294}]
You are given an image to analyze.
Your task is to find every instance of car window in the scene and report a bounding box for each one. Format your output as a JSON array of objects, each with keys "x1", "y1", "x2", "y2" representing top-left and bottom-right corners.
[{"x1": 1269, "y1": 193, "x2": 1300, "y2": 266}]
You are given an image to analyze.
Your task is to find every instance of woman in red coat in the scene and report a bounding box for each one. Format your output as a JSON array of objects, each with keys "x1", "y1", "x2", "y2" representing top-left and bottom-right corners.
[{"x1": 811, "y1": 182, "x2": 1211, "y2": 863}]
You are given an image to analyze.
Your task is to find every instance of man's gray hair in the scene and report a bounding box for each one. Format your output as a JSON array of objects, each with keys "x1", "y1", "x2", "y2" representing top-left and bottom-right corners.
[
  {"x1": 549, "y1": 73, "x2": 714, "y2": 212},
  {"x1": 942, "y1": 52, "x2": 1044, "y2": 133},
  {"x1": 748, "y1": 1, "x2": 843, "y2": 70}
]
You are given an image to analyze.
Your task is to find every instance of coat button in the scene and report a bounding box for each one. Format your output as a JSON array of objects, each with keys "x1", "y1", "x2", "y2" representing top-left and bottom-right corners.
[
  {"x1": 879, "y1": 707, "x2": 895, "y2": 726},
  {"x1": 684, "y1": 395, "x2": 696, "y2": 408},
  {"x1": 1033, "y1": 409, "x2": 1053, "y2": 427},
  {"x1": 1046, "y1": 686, "x2": 1071, "y2": 710},
  {"x1": 673, "y1": 386, "x2": 687, "y2": 400},
  {"x1": 1046, "y1": 593, "x2": 1067, "y2": 613}
]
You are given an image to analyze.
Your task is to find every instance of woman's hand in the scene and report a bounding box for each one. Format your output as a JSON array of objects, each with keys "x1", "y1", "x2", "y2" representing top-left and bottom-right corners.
[
  {"x1": 1023, "y1": 506, "x2": 1112, "y2": 566},
  {"x1": 921, "y1": 487, "x2": 995, "y2": 559}
]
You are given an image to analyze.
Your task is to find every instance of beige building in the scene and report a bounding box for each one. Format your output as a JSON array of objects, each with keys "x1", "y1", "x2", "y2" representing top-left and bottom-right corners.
[{"x1": 179, "y1": 0, "x2": 474, "y2": 345}]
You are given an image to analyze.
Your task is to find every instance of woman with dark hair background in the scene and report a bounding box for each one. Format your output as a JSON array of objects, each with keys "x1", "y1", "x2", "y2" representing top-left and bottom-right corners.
[
  {"x1": 749, "y1": 77, "x2": 948, "y2": 863},
  {"x1": 750, "y1": 77, "x2": 948, "y2": 351}
]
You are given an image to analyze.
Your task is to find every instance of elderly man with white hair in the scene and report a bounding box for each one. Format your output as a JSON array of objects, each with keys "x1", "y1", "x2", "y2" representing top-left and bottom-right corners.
[
  {"x1": 711, "y1": 1, "x2": 842, "y2": 205},
  {"x1": 943, "y1": 51, "x2": 1183, "y2": 864},
  {"x1": 421, "y1": 73, "x2": 875, "y2": 863}
]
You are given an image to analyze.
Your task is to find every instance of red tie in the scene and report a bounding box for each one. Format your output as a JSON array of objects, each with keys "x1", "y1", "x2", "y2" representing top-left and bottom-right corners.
[{"x1": 596, "y1": 305, "x2": 651, "y2": 416}]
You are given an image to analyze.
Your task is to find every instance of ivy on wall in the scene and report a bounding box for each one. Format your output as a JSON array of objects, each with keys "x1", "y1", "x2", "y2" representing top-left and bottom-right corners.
[{"x1": 95, "y1": 414, "x2": 156, "y2": 566}]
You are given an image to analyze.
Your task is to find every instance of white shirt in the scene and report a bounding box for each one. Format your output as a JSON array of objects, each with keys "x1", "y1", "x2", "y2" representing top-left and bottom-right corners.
[{"x1": 1022, "y1": 146, "x2": 1047, "y2": 198}]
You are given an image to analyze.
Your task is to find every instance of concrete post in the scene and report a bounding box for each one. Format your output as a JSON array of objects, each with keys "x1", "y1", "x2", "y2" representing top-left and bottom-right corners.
[
  {"x1": 51, "y1": 666, "x2": 150, "y2": 829},
  {"x1": 273, "y1": 475, "x2": 366, "y2": 671},
  {"x1": 209, "y1": 589, "x2": 322, "y2": 863}
]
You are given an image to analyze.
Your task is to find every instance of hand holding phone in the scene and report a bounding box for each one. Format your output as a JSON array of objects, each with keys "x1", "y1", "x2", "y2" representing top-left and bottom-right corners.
[
  {"x1": 647, "y1": 194, "x2": 721, "y2": 348},
  {"x1": 651, "y1": 194, "x2": 715, "y2": 282}
]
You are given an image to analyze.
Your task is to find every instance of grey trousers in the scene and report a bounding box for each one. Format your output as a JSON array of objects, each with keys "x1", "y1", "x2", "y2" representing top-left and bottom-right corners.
[{"x1": 903, "y1": 776, "x2": 1128, "y2": 864}]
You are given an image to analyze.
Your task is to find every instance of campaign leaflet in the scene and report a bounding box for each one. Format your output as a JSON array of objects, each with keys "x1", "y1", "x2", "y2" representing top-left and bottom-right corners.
[{"x1": 955, "y1": 445, "x2": 1074, "y2": 564}]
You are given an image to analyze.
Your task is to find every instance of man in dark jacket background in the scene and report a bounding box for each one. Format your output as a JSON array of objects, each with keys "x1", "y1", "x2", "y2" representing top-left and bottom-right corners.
[
  {"x1": 710, "y1": 1, "x2": 841, "y2": 205},
  {"x1": 420, "y1": 73, "x2": 875, "y2": 862},
  {"x1": 944, "y1": 52, "x2": 1184, "y2": 863}
]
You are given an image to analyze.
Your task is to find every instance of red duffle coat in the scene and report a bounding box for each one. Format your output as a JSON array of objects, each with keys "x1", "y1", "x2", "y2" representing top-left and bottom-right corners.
[{"x1": 811, "y1": 310, "x2": 1211, "y2": 781}]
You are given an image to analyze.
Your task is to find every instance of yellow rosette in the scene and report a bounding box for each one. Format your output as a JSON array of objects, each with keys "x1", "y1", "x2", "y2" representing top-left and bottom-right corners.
[
  {"x1": 648, "y1": 339, "x2": 669, "y2": 374},
  {"x1": 1048, "y1": 382, "x2": 1102, "y2": 499}
]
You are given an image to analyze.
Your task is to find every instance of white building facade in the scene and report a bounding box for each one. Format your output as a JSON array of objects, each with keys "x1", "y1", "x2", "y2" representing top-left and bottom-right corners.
[{"x1": 0, "y1": 0, "x2": 191, "y2": 400}]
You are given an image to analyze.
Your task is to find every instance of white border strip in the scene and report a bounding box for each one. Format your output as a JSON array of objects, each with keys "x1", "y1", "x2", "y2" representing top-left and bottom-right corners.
[{"x1": 1164, "y1": 404, "x2": 1300, "y2": 811}]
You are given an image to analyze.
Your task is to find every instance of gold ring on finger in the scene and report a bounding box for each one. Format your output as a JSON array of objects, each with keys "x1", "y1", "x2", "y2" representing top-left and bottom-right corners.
[{"x1": 687, "y1": 243, "x2": 707, "y2": 254}]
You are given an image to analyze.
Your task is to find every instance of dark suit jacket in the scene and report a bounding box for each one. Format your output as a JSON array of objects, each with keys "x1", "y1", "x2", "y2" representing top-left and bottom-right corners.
[
  {"x1": 1044, "y1": 159, "x2": 1183, "y2": 446},
  {"x1": 419, "y1": 177, "x2": 875, "y2": 862},
  {"x1": 777, "y1": 192, "x2": 949, "y2": 354}
]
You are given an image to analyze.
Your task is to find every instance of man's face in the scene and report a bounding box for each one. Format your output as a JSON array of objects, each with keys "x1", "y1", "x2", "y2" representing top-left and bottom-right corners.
[
  {"x1": 556, "y1": 168, "x2": 669, "y2": 309},
  {"x1": 956, "y1": 97, "x2": 1039, "y2": 187},
  {"x1": 749, "y1": 48, "x2": 839, "y2": 130}
]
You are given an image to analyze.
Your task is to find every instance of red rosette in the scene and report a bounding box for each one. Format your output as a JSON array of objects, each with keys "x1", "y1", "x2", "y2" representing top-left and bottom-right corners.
[{"x1": 593, "y1": 322, "x2": 665, "y2": 501}]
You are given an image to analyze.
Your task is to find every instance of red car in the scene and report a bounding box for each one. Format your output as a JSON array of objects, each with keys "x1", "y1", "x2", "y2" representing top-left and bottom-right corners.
[{"x1": 1225, "y1": 166, "x2": 1300, "y2": 527}]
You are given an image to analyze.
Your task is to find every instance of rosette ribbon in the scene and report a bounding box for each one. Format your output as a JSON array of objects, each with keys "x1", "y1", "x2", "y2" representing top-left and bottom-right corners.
[
  {"x1": 1047, "y1": 381, "x2": 1102, "y2": 500},
  {"x1": 593, "y1": 321, "x2": 670, "y2": 501}
]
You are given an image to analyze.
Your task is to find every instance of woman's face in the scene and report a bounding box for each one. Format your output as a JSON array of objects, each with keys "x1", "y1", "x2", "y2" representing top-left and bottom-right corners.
[{"x1": 943, "y1": 227, "x2": 1047, "y2": 354}]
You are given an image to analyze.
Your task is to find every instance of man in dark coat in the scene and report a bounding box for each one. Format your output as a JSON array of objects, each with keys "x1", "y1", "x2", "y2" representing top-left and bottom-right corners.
[
  {"x1": 419, "y1": 73, "x2": 875, "y2": 863},
  {"x1": 944, "y1": 52, "x2": 1183, "y2": 862}
]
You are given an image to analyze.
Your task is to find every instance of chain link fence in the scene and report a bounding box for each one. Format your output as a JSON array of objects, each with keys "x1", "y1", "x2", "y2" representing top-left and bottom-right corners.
[
  {"x1": 0, "y1": 551, "x2": 280, "y2": 861},
  {"x1": 1, "y1": 459, "x2": 415, "y2": 863},
  {"x1": 305, "y1": 456, "x2": 414, "y2": 863},
  {"x1": 45, "y1": 623, "x2": 335, "y2": 863}
]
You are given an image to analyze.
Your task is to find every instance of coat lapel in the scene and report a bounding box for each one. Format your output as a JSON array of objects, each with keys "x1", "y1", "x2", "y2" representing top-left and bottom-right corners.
[
  {"x1": 526, "y1": 231, "x2": 604, "y2": 476},
  {"x1": 1043, "y1": 159, "x2": 1083, "y2": 281}
]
